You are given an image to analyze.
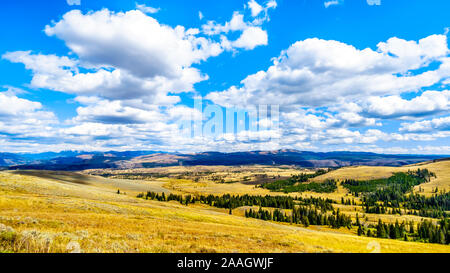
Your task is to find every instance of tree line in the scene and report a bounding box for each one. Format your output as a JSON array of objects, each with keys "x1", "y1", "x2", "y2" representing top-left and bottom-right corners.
[
  {"x1": 262, "y1": 179, "x2": 337, "y2": 193},
  {"x1": 356, "y1": 216, "x2": 450, "y2": 245},
  {"x1": 361, "y1": 196, "x2": 449, "y2": 219},
  {"x1": 260, "y1": 169, "x2": 335, "y2": 193},
  {"x1": 245, "y1": 206, "x2": 352, "y2": 229},
  {"x1": 342, "y1": 169, "x2": 449, "y2": 219},
  {"x1": 343, "y1": 169, "x2": 435, "y2": 197},
  {"x1": 137, "y1": 191, "x2": 335, "y2": 211}
]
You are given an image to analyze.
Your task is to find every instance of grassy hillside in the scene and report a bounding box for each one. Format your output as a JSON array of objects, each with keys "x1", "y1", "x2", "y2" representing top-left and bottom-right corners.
[
  {"x1": 311, "y1": 160, "x2": 450, "y2": 196},
  {"x1": 1, "y1": 170, "x2": 449, "y2": 253}
]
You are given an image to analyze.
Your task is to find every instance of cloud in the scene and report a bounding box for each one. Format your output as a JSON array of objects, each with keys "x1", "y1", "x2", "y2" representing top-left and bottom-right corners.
[
  {"x1": 324, "y1": 0, "x2": 380, "y2": 8},
  {"x1": 135, "y1": 3, "x2": 160, "y2": 14},
  {"x1": 367, "y1": 0, "x2": 381, "y2": 6},
  {"x1": 202, "y1": 1, "x2": 276, "y2": 51},
  {"x1": 3, "y1": 9, "x2": 227, "y2": 103},
  {"x1": 0, "y1": 6, "x2": 286, "y2": 153},
  {"x1": 247, "y1": 0, "x2": 264, "y2": 17},
  {"x1": 204, "y1": 33, "x2": 450, "y2": 152},
  {"x1": 226, "y1": 26, "x2": 268, "y2": 50},
  {"x1": 2, "y1": 50, "x2": 77, "y2": 76},
  {"x1": 202, "y1": 12, "x2": 249, "y2": 35},
  {"x1": 324, "y1": 0, "x2": 341, "y2": 8},
  {"x1": 248, "y1": 0, "x2": 277, "y2": 23},
  {"x1": 44, "y1": 10, "x2": 222, "y2": 79},
  {"x1": 0, "y1": 90, "x2": 57, "y2": 138},
  {"x1": 400, "y1": 116, "x2": 450, "y2": 133},
  {"x1": 1, "y1": 86, "x2": 29, "y2": 96},
  {"x1": 66, "y1": 0, "x2": 80, "y2": 6},
  {"x1": 281, "y1": 107, "x2": 377, "y2": 132},
  {"x1": 207, "y1": 34, "x2": 450, "y2": 108},
  {"x1": 0, "y1": 91, "x2": 41, "y2": 116},
  {"x1": 72, "y1": 99, "x2": 166, "y2": 124},
  {"x1": 362, "y1": 90, "x2": 450, "y2": 119},
  {"x1": 2, "y1": 51, "x2": 188, "y2": 103},
  {"x1": 3, "y1": 4, "x2": 450, "y2": 154}
]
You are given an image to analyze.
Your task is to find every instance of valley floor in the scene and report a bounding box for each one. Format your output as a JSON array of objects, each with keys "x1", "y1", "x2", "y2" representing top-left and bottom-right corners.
[{"x1": 1, "y1": 169, "x2": 449, "y2": 253}]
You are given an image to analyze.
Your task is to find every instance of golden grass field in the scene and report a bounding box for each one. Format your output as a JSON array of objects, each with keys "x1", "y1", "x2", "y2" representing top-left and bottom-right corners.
[
  {"x1": 311, "y1": 160, "x2": 450, "y2": 196},
  {"x1": 0, "y1": 161, "x2": 449, "y2": 253}
]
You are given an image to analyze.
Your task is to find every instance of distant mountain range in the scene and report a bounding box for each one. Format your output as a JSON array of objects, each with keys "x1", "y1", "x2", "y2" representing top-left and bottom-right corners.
[
  {"x1": 1, "y1": 149, "x2": 447, "y2": 171},
  {"x1": 0, "y1": 151, "x2": 160, "y2": 169}
]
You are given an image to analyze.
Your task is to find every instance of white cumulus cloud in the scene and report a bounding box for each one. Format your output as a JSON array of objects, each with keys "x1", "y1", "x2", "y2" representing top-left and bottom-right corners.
[
  {"x1": 363, "y1": 90, "x2": 450, "y2": 119},
  {"x1": 135, "y1": 3, "x2": 160, "y2": 14},
  {"x1": 247, "y1": 0, "x2": 264, "y2": 17},
  {"x1": 207, "y1": 35, "x2": 450, "y2": 108},
  {"x1": 324, "y1": 1, "x2": 340, "y2": 8},
  {"x1": 202, "y1": 1, "x2": 276, "y2": 51},
  {"x1": 66, "y1": 0, "x2": 80, "y2": 6},
  {"x1": 400, "y1": 116, "x2": 450, "y2": 133},
  {"x1": 3, "y1": 9, "x2": 226, "y2": 103}
]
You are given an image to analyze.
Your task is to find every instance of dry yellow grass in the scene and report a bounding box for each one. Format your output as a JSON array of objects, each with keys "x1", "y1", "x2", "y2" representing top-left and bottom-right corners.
[
  {"x1": 83, "y1": 165, "x2": 307, "y2": 176},
  {"x1": 9, "y1": 169, "x2": 170, "y2": 196},
  {"x1": 295, "y1": 183, "x2": 351, "y2": 202},
  {"x1": 311, "y1": 166, "x2": 400, "y2": 182},
  {"x1": 311, "y1": 160, "x2": 450, "y2": 196},
  {"x1": 1, "y1": 170, "x2": 449, "y2": 253},
  {"x1": 409, "y1": 160, "x2": 450, "y2": 195},
  {"x1": 84, "y1": 165, "x2": 312, "y2": 197},
  {"x1": 163, "y1": 177, "x2": 280, "y2": 196},
  {"x1": 83, "y1": 165, "x2": 310, "y2": 186}
]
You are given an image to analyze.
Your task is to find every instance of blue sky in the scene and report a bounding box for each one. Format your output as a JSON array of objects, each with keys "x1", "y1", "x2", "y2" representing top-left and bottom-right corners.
[{"x1": 0, "y1": 0, "x2": 449, "y2": 154}]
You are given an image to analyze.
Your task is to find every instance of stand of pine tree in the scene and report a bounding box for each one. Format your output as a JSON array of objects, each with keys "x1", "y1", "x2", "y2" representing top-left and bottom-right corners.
[{"x1": 244, "y1": 206, "x2": 352, "y2": 229}]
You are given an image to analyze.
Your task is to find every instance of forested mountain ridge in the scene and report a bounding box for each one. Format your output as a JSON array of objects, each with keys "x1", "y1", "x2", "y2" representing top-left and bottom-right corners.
[{"x1": 2, "y1": 150, "x2": 446, "y2": 170}]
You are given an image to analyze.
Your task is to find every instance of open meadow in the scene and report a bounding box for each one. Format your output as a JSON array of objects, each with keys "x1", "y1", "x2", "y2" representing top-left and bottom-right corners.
[{"x1": 0, "y1": 160, "x2": 449, "y2": 253}]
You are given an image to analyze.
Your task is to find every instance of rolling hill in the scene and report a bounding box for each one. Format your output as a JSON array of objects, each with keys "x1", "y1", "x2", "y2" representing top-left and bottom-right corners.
[
  {"x1": 311, "y1": 158, "x2": 450, "y2": 196},
  {"x1": 4, "y1": 150, "x2": 446, "y2": 170},
  {"x1": 1, "y1": 169, "x2": 449, "y2": 253}
]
